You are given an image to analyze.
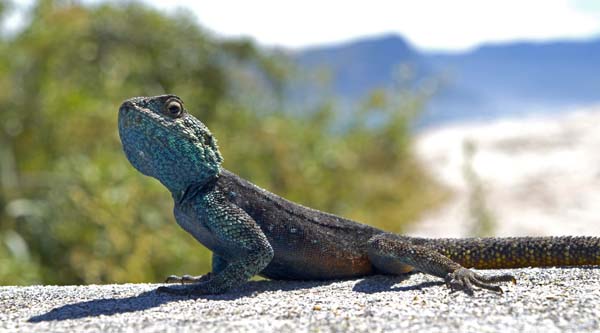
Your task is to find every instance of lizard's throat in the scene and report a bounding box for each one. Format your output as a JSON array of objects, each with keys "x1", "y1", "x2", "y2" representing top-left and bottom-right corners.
[{"x1": 118, "y1": 113, "x2": 222, "y2": 195}]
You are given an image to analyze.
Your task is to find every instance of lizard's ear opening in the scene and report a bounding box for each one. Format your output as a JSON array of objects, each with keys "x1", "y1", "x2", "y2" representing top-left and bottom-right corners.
[{"x1": 163, "y1": 98, "x2": 185, "y2": 118}]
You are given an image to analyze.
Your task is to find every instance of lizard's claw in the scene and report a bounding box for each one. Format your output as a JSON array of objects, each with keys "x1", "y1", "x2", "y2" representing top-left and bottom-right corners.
[
  {"x1": 159, "y1": 273, "x2": 216, "y2": 295},
  {"x1": 445, "y1": 268, "x2": 516, "y2": 295},
  {"x1": 164, "y1": 273, "x2": 212, "y2": 284}
]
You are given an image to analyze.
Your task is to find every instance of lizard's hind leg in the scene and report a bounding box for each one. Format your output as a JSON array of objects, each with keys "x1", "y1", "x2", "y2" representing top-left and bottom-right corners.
[{"x1": 367, "y1": 233, "x2": 516, "y2": 294}]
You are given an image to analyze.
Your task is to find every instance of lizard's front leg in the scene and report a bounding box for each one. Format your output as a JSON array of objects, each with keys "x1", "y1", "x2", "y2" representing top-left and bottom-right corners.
[
  {"x1": 367, "y1": 233, "x2": 516, "y2": 295},
  {"x1": 158, "y1": 190, "x2": 274, "y2": 295}
]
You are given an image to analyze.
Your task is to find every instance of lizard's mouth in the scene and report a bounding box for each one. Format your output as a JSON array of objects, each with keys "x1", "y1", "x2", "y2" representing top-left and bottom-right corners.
[{"x1": 118, "y1": 101, "x2": 144, "y2": 131}]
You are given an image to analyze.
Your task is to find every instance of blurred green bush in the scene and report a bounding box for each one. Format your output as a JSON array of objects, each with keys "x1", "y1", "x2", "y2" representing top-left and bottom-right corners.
[{"x1": 0, "y1": 0, "x2": 447, "y2": 285}]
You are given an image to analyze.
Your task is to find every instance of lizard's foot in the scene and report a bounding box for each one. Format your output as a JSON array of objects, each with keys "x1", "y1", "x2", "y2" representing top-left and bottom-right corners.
[
  {"x1": 164, "y1": 273, "x2": 212, "y2": 284},
  {"x1": 156, "y1": 283, "x2": 211, "y2": 296},
  {"x1": 445, "y1": 268, "x2": 516, "y2": 295}
]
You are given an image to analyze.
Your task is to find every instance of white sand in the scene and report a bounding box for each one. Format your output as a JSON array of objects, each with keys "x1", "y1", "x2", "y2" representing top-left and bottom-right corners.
[{"x1": 411, "y1": 105, "x2": 600, "y2": 237}]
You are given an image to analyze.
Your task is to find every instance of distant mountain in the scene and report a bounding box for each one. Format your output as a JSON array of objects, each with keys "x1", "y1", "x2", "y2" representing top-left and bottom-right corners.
[
  {"x1": 294, "y1": 35, "x2": 600, "y2": 127},
  {"x1": 297, "y1": 35, "x2": 426, "y2": 97}
]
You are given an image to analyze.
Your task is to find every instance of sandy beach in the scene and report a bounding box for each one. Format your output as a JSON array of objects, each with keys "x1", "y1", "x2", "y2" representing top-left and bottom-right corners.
[{"x1": 411, "y1": 105, "x2": 600, "y2": 238}]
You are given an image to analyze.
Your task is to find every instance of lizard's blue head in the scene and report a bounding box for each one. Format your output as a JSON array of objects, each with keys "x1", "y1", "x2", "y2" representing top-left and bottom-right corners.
[{"x1": 118, "y1": 95, "x2": 223, "y2": 196}]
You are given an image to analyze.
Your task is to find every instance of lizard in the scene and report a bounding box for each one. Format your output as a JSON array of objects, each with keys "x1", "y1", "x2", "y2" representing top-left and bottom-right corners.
[{"x1": 118, "y1": 94, "x2": 600, "y2": 295}]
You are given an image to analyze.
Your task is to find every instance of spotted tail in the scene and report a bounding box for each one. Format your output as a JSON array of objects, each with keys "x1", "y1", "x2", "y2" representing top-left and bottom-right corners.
[{"x1": 426, "y1": 236, "x2": 600, "y2": 269}]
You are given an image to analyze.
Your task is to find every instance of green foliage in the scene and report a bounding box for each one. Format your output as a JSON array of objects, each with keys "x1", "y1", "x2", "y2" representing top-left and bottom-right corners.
[{"x1": 0, "y1": 0, "x2": 446, "y2": 285}]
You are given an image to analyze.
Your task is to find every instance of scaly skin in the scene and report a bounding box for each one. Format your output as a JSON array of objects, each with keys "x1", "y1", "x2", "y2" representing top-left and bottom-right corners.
[{"x1": 118, "y1": 94, "x2": 600, "y2": 295}]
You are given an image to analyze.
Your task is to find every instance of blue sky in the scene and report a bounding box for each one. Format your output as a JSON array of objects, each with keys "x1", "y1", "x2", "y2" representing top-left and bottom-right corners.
[
  {"x1": 142, "y1": 0, "x2": 600, "y2": 51},
  {"x1": 7, "y1": 0, "x2": 600, "y2": 51}
]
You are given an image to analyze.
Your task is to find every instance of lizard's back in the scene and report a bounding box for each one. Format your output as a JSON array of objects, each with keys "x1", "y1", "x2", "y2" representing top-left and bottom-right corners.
[{"x1": 215, "y1": 169, "x2": 383, "y2": 280}]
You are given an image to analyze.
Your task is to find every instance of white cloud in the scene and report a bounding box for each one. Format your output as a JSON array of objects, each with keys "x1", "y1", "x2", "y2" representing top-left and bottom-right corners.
[{"x1": 134, "y1": 0, "x2": 600, "y2": 50}]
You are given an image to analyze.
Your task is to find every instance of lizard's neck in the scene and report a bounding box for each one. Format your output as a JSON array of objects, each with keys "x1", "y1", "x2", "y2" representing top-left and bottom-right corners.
[{"x1": 170, "y1": 171, "x2": 221, "y2": 205}]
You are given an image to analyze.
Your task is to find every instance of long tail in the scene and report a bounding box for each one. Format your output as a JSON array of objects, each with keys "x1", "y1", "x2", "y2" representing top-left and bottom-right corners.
[{"x1": 422, "y1": 236, "x2": 600, "y2": 269}]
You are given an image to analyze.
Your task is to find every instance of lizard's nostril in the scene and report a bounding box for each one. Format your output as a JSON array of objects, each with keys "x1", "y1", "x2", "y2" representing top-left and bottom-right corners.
[
  {"x1": 119, "y1": 100, "x2": 135, "y2": 113},
  {"x1": 120, "y1": 101, "x2": 135, "y2": 112}
]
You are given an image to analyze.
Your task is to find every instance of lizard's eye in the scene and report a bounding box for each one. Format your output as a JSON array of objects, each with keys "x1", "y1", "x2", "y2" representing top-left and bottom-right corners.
[{"x1": 164, "y1": 99, "x2": 184, "y2": 118}]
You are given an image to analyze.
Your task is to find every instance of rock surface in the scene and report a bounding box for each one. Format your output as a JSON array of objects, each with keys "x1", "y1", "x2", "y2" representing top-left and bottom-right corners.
[{"x1": 2, "y1": 267, "x2": 599, "y2": 332}]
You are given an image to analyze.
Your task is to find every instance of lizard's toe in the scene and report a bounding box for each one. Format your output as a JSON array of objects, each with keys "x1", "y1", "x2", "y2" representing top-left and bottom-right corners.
[
  {"x1": 164, "y1": 275, "x2": 183, "y2": 283},
  {"x1": 157, "y1": 283, "x2": 213, "y2": 296},
  {"x1": 479, "y1": 272, "x2": 517, "y2": 284},
  {"x1": 445, "y1": 268, "x2": 515, "y2": 295},
  {"x1": 164, "y1": 273, "x2": 212, "y2": 284}
]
